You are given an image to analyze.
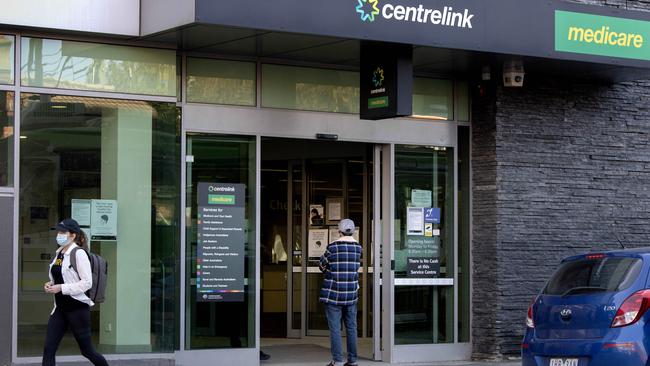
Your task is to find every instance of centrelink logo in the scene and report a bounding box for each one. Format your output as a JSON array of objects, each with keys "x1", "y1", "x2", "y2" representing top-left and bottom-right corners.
[
  {"x1": 355, "y1": 0, "x2": 474, "y2": 28},
  {"x1": 372, "y1": 67, "x2": 384, "y2": 88},
  {"x1": 356, "y1": 0, "x2": 380, "y2": 22}
]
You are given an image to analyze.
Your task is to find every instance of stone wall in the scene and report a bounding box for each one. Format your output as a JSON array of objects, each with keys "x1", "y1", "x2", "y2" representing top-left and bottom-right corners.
[{"x1": 471, "y1": 74, "x2": 650, "y2": 357}]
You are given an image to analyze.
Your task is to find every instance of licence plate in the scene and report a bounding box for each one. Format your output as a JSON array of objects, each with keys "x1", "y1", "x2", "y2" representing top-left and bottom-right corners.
[{"x1": 550, "y1": 359, "x2": 579, "y2": 366}]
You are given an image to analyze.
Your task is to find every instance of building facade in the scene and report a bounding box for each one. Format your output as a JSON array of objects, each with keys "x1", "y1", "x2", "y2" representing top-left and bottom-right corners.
[{"x1": 1, "y1": 0, "x2": 650, "y2": 365}]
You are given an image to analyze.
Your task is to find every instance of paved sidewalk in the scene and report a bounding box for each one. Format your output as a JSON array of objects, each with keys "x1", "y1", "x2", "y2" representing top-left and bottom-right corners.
[{"x1": 260, "y1": 343, "x2": 520, "y2": 366}]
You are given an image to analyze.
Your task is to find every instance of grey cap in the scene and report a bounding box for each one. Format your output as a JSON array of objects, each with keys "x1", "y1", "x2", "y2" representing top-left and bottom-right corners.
[{"x1": 338, "y1": 219, "x2": 355, "y2": 235}]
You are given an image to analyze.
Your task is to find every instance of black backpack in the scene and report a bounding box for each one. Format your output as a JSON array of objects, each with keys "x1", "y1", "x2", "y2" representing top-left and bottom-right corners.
[{"x1": 70, "y1": 247, "x2": 108, "y2": 304}]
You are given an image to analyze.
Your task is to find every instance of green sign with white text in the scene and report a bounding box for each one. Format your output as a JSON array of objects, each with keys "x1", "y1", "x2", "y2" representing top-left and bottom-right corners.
[{"x1": 555, "y1": 10, "x2": 650, "y2": 61}]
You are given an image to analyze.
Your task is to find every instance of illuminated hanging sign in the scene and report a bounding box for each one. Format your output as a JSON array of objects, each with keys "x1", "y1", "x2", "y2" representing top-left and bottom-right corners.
[{"x1": 360, "y1": 41, "x2": 413, "y2": 120}]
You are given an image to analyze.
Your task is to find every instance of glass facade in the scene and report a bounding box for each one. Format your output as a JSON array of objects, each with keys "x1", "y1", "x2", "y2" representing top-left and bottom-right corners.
[
  {"x1": 17, "y1": 93, "x2": 181, "y2": 355},
  {"x1": 412, "y1": 78, "x2": 454, "y2": 120},
  {"x1": 0, "y1": 91, "x2": 14, "y2": 186},
  {"x1": 0, "y1": 35, "x2": 14, "y2": 85},
  {"x1": 394, "y1": 145, "x2": 455, "y2": 345},
  {"x1": 6, "y1": 34, "x2": 470, "y2": 362},
  {"x1": 21, "y1": 38, "x2": 176, "y2": 96},
  {"x1": 261, "y1": 64, "x2": 359, "y2": 113},
  {"x1": 187, "y1": 58, "x2": 256, "y2": 106}
]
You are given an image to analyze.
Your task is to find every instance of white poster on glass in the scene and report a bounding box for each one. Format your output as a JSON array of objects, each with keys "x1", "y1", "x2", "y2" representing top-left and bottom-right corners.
[
  {"x1": 90, "y1": 199, "x2": 118, "y2": 240},
  {"x1": 411, "y1": 189, "x2": 432, "y2": 208},
  {"x1": 407, "y1": 207, "x2": 424, "y2": 236},
  {"x1": 308, "y1": 229, "x2": 329, "y2": 258},
  {"x1": 71, "y1": 199, "x2": 91, "y2": 227}
]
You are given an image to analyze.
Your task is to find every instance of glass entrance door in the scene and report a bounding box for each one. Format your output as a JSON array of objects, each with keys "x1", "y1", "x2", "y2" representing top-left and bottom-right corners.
[
  {"x1": 181, "y1": 133, "x2": 258, "y2": 364},
  {"x1": 381, "y1": 142, "x2": 471, "y2": 363},
  {"x1": 259, "y1": 139, "x2": 376, "y2": 345}
]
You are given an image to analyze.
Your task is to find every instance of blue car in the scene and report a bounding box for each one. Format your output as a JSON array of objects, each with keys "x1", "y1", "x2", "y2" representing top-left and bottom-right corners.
[{"x1": 523, "y1": 249, "x2": 650, "y2": 366}]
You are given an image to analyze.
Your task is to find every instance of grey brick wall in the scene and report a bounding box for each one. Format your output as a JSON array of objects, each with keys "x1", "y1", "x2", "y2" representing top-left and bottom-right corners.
[
  {"x1": 565, "y1": 0, "x2": 650, "y2": 11},
  {"x1": 471, "y1": 76, "x2": 650, "y2": 358},
  {"x1": 471, "y1": 85, "x2": 500, "y2": 359}
]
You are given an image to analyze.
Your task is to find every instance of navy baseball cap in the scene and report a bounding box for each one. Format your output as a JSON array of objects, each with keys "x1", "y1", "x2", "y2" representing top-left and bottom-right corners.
[
  {"x1": 338, "y1": 219, "x2": 355, "y2": 235},
  {"x1": 54, "y1": 218, "x2": 81, "y2": 234}
]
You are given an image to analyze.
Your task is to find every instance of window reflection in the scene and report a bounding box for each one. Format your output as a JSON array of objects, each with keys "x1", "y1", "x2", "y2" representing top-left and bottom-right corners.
[
  {"x1": 0, "y1": 91, "x2": 14, "y2": 186},
  {"x1": 17, "y1": 93, "x2": 180, "y2": 355},
  {"x1": 21, "y1": 38, "x2": 176, "y2": 96},
  {"x1": 262, "y1": 64, "x2": 359, "y2": 113}
]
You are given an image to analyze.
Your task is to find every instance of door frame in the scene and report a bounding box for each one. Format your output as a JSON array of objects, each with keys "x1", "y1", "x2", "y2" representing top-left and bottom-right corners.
[
  {"x1": 180, "y1": 101, "x2": 465, "y2": 365},
  {"x1": 177, "y1": 131, "x2": 261, "y2": 365}
]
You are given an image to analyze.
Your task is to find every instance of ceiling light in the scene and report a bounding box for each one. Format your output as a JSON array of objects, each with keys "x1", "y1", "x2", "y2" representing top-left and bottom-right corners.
[{"x1": 411, "y1": 114, "x2": 447, "y2": 121}]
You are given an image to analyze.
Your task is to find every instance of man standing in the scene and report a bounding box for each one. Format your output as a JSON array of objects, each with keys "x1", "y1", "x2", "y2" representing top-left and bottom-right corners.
[{"x1": 319, "y1": 219, "x2": 362, "y2": 366}]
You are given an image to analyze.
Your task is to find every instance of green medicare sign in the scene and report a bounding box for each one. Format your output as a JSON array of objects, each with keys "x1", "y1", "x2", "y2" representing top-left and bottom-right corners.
[{"x1": 556, "y1": 10, "x2": 650, "y2": 61}]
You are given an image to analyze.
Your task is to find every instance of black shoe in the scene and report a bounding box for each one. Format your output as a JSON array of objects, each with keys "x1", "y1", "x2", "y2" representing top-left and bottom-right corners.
[
  {"x1": 344, "y1": 363, "x2": 358, "y2": 366},
  {"x1": 260, "y1": 351, "x2": 271, "y2": 361}
]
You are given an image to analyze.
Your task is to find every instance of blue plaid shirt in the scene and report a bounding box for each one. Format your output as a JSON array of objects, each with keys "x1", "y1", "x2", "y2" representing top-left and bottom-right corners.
[{"x1": 319, "y1": 237, "x2": 362, "y2": 305}]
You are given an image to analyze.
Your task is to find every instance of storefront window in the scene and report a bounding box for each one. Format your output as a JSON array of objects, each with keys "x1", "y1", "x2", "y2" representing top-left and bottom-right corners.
[
  {"x1": 21, "y1": 38, "x2": 176, "y2": 97},
  {"x1": 187, "y1": 58, "x2": 256, "y2": 106},
  {"x1": 17, "y1": 94, "x2": 181, "y2": 355},
  {"x1": 0, "y1": 35, "x2": 14, "y2": 85},
  {"x1": 412, "y1": 78, "x2": 454, "y2": 120},
  {"x1": 185, "y1": 134, "x2": 257, "y2": 349},
  {"x1": 261, "y1": 64, "x2": 359, "y2": 113},
  {"x1": 0, "y1": 91, "x2": 14, "y2": 186},
  {"x1": 394, "y1": 145, "x2": 455, "y2": 344}
]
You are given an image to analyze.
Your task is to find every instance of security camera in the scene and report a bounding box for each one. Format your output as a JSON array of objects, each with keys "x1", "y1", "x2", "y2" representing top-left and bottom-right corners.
[{"x1": 503, "y1": 59, "x2": 525, "y2": 87}]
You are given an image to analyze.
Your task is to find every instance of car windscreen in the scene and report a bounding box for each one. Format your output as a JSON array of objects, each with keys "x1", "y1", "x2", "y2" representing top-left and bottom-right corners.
[{"x1": 543, "y1": 256, "x2": 643, "y2": 296}]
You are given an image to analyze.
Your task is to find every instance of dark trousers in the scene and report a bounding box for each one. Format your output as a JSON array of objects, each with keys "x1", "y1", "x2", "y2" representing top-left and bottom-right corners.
[{"x1": 42, "y1": 307, "x2": 109, "y2": 366}]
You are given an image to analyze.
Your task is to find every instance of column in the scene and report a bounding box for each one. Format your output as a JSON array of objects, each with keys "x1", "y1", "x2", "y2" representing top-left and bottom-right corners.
[{"x1": 99, "y1": 106, "x2": 152, "y2": 351}]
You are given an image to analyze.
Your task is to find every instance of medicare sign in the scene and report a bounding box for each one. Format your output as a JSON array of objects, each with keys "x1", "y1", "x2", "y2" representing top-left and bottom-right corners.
[{"x1": 556, "y1": 10, "x2": 650, "y2": 61}]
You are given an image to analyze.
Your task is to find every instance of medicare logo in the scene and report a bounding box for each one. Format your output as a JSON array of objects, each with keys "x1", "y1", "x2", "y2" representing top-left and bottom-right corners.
[
  {"x1": 356, "y1": 0, "x2": 380, "y2": 22},
  {"x1": 355, "y1": 0, "x2": 475, "y2": 29},
  {"x1": 372, "y1": 67, "x2": 385, "y2": 87}
]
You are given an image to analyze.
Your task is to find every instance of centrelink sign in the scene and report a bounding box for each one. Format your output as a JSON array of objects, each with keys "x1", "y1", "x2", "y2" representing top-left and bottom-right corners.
[
  {"x1": 355, "y1": 0, "x2": 474, "y2": 28},
  {"x1": 194, "y1": 0, "x2": 650, "y2": 68}
]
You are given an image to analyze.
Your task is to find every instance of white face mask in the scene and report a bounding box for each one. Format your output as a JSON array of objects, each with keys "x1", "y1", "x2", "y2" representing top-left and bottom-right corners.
[{"x1": 56, "y1": 234, "x2": 69, "y2": 246}]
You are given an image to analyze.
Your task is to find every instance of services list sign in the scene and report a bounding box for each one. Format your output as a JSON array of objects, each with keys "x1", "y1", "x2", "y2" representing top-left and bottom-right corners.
[{"x1": 197, "y1": 183, "x2": 246, "y2": 302}]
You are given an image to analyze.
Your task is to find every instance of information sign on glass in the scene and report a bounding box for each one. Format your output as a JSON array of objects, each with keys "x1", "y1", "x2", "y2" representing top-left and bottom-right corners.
[{"x1": 196, "y1": 182, "x2": 246, "y2": 302}]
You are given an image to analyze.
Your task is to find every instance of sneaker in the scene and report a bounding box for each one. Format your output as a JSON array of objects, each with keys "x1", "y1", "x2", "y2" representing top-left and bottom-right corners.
[
  {"x1": 260, "y1": 351, "x2": 271, "y2": 361},
  {"x1": 344, "y1": 363, "x2": 358, "y2": 366}
]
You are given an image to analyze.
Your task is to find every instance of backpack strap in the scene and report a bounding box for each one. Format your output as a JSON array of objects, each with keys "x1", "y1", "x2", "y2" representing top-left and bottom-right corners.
[
  {"x1": 70, "y1": 246, "x2": 80, "y2": 274},
  {"x1": 69, "y1": 246, "x2": 88, "y2": 279}
]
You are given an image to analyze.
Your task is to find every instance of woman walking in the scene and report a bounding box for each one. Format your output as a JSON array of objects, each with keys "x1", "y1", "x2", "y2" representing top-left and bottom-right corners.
[{"x1": 42, "y1": 218, "x2": 108, "y2": 366}]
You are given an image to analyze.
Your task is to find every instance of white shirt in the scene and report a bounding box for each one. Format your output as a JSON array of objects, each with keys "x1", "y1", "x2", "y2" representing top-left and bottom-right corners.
[{"x1": 48, "y1": 243, "x2": 94, "y2": 313}]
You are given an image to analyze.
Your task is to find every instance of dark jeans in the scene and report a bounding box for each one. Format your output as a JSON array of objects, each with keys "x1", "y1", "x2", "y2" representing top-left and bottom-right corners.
[
  {"x1": 42, "y1": 307, "x2": 109, "y2": 366},
  {"x1": 325, "y1": 303, "x2": 358, "y2": 366}
]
